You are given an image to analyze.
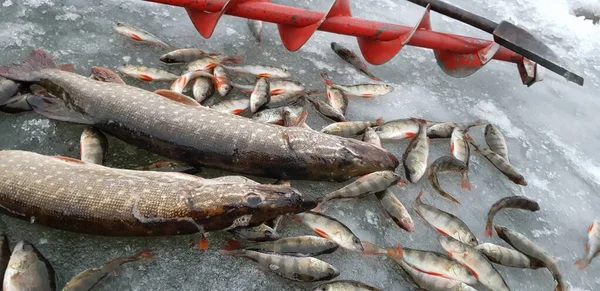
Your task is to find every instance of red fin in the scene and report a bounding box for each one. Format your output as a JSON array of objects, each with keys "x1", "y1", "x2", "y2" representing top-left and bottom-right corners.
[
  {"x1": 274, "y1": 119, "x2": 285, "y2": 125},
  {"x1": 198, "y1": 234, "x2": 209, "y2": 250},
  {"x1": 450, "y1": 141, "x2": 455, "y2": 153},
  {"x1": 314, "y1": 228, "x2": 330, "y2": 239},
  {"x1": 375, "y1": 117, "x2": 384, "y2": 125},
  {"x1": 484, "y1": 225, "x2": 493, "y2": 238},
  {"x1": 271, "y1": 88, "x2": 284, "y2": 95},
  {"x1": 588, "y1": 223, "x2": 594, "y2": 233},
  {"x1": 405, "y1": 132, "x2": 416, "y2": 138},
  {"x1": 361, "y1": 93, "x2": 374, "y2": 98},
  {"x1": 575, "y1": 259, "x2": 589, "y2": 270},
  {"x1": 320, "y1": 72, "x2": 333, "y2": 86},
  {"x1": 361, "y1": 241, "x2": 385, "y2": 256},
  {"x1": 464, "y1": 133, "x2": 473, "y2": 141},
  {"x1": 257, "y1": 73, "x2": 271, "y2": 78},
  {"x1": 205, "y1": 63, "x2": 217, "y2": 70},
  {"x1": 461, "y1": 173, "x2": 471, "y2": 190},
  {"x1": 58, "y1": 63, "x2": 74, "y2": 72},
  {"x1": 222, "y1": 239, "x2": 243, "y2": 251},
  {"x1": 139, "y1": 74, "x2": 153, "y2": 82},
  {"x1": 154, "y1": 89, "x2": 201, "y2": 107},
  {"x1": 412, "y1": 266, "x2": 446, "y2": 278},
  {"x1": 130, "y1": 33, "x2": 143, "y2": 41},
  {"x1": 464, "y1": 264, "x2": 479, "y2": 279},
  {"x1": 231, "y1": 109, "x2": 244, "y2": 115},
  {"x1": 54, "y1": 156, "x2": 85, "y2": 164},
  {"x1": 135, "y1": 250, "x2": 154, "y2": 261},
  {"x1": 434, "y1": 227, "x2": 451, "y2": 237},
  {"x1": 326, "y1": 92, "x2": 332, "y2": 101},
  {"x1": 223, "y1": 57, "x2": 244, "y2": 64},
  {"x1": 386, "y1": 243, "x2": 404, "y2": 258}
]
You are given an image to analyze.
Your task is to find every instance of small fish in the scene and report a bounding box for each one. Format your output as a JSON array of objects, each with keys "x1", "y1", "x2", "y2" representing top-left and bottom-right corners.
[
  {"x1": 222, "y1": 64, "x2": 291, "y2": 79},
  {"x1": 307, "y1": 97, "x2": 346, "y2": 122},
  {"x1": 402, "y1": 248, "x2": 477, "y2": 285},
  {"x1": 250, "y1": 77, "x2": 270, "y2": 113},
  {"x1": 0, "y1": 77, "x2": 19, "y2": 104},
  {"x1": 117, "y1": 65, "x2": 178, "y2": 82},
  {"x1": 485, "y1": 124, "x2": 509, "y2": 161},
  {"x1": 187, "y1": 56, "x2": 244, "y2": 73},
  {"x1": 0, "y1": 232, "x2": 10, "y2": 286},
  {"x1": 575, "y1": 219, "x2": 600, "y2": 270},
  {"x1": 320, "y1": 72, "x2": 393, "y2": 98},
  {"x1": 466, "y1": 135, "x2": 527, "y2": 186},
  {"x1": 220, "y1": 249, "x2": 339, "y2": 282},
  {"x1": 62, "y1": 250, "x2": 154, "y2": 291},
  {"x1": 89, "y1": 66, "x2": 125, "y2": 84},
  {"x1": 363, "y1": 127, "x2": 381, "y2": 147},
  {"x1": 3, "y1": 241, "x2": 56, "y2": 291},
  {"x1": 427, "y1": 156, "x2": 470, "y2": 205},
  {"x1": 475, "y1": 243, "x2": 545, "y2": 269},
  {"x1": 324, "y1": 85, "x2": 348, "y2": 115},
  {"x1": 313, "y1": 280, "x2": 382, "y2": 291},
  {"x1": 252, "y1": 107, "x2": 285, "y2": 125},
  {"x1": 224, "y1": 235, "x2": 338, "y2": 257},
  {"x1": 210, "y1": 98, "x2": 250, "y2": 115},
  {"x1": 321, "y1": 119, "x2": 383, "y2": 137},
  {"x1": 231, "y1": 80, "x2": 305, "y2": 96},
  {"x1": 169, "y1": 71, "x2": 215, "y2": 94},
  {"x1": 267, "y1": 91, "x2": 305, "y2": 108},
  {"x1": 294, "y1": 211, "x2": 364, "y2": 252},
  {"x1": 213, "y1": 66, "x2": 232, "y2": 97},
  {"x1": 229, "y1": 224, "x2": 280, "y2": 242},
  {"x1": 439, "y1": 236, "x2": 511, "y2": 291},
  {"x1": 375, "y1": 188, "x2": 414, "y2": 232},
  {"x1": 247, "y1": 19, "x2": 264, "y2": 44},
  {"x1": 415, "y1": 191, "x2": 478, "y2": 246},
  {"x1": 80, "y1": 127, "x2": 108, "y2": 165},
  {"x1": 426, "y1": 120, "x2": 484, "y2": 139},
  {"x1": 450, "y1": 127, "x2": 470, "y2": 166},
  {"x1": 330, "y1": 42, "x2": 381, "y2": 81},
  {"x1": 160, "y1": 48, "x2": 220, "y2": 64},
  {"x1": 374, "y1": 118, "x2": 422, "y2": 140},
  {"x1": 402, "y1": 120, "x2": 429, "y2": 183},
  {"x1": 396, "y1": 257, "x2": 477, "y2": 291},
  {"x1": 192, "y1": 77, "x2": 215, "y2": 103},
  {"x1": 282, "y1": 107, "x2": 308, "y2": 128},
  {"x1": 322, "y1": 170, "x2": 401, "y2": 202},
  {"x1": 484, "y1": 196, "x2": 540, "y2": 237},
  {"x1": 114, "y1": 22, "x2": 172, "y2": 48},
  {"x1": 495, "y1": 225, "x2": 565, "y2": 291}
]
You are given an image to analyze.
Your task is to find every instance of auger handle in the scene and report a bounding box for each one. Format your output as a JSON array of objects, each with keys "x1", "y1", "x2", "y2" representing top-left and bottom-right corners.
[{"x1": 406, "y1": 0, "x2": 498, "y2": 34}]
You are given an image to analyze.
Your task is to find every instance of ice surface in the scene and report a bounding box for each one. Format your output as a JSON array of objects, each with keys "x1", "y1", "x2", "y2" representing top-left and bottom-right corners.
[{"x1": 0, "y1": 0, "x2": 599, "y2": 290}]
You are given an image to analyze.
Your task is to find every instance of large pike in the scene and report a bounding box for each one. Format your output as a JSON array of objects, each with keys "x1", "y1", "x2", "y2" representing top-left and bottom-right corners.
[
  {"x1": 0, "y1": 150, "x2": 316, "y2": 236},
  {"x1": 0, "y1": 50, "x2": 398, "y2": 182}
]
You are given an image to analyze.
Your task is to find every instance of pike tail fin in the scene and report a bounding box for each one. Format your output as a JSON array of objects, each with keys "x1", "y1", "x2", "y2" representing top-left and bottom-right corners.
[{"x1": 0, "y1": 49, "x2": 59, "y2": 81}]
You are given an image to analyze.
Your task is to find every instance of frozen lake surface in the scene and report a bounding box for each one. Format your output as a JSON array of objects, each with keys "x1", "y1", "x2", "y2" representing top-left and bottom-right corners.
[{"x1": 0, "y1": 0, "x2": 599, "y2": 290}]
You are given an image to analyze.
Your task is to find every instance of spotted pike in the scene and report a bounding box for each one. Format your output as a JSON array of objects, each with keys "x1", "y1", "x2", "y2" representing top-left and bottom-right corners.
[
  {"x1": 375, "y1": 118, "x2": 422, "y2": 140},
  {"x1": 415, "y1": 191, "x2": 478, "y2": 246},
  {"x1": 0, "y1": 150, "x2": 316, "y2": 236},
  {"x1": 192, "y1": 77, "x2": 215, "y2": 103},
  {"x1": 320, "y1": 72, "x2": 392, "y2": 98},
  {"x1": 450, "y1": 127, "x2": 470, "y2": 166},
  {"x1": 225, "y1": 235, "x2": 338, "y2": 257},
  {"x1": 576, "y1": 219, "x2": 600, "y2": 270},
  {"x1": 213, "y1": 66, "x2": 232, "y2": 97},
  {"x1": 229, "y1": 224, "x2": 280, "y2": 242},
  {"x1": 362, "y1": 127, "x2": 381, "y2": 147},
  {"x1": 485, "y1": 124, "x2": 509, "y2": 161},
  {"x1": 89, "y1": 66, "x2": 125, "y2": 84},
  {"x1": 307, "y1": 97, "x2": 346, "y2": 122},
  {"x1": 330, "y1": 42, "x2": 381, "y2": 81},
  {"x1": 439, "y1": 236, "x2": 510, "y2": 291},
  {"x1": 62, "y1": 250, "x2": 154, "y2": 291},
  {"x1": 396, "y1": 257, "x2": 477, "y2": 291},
  {"x1": 484, "y1": 196, "x2": 540, "y2": 237},
  {"x1": 427, "y1": 156, "x2": 470, "y2": 205},
  {"x1": 322, "y1": 170, "x2": 401, "y2": 202},
  {"x1": 250, "y1": 77, "x2": 270, "y2": 113},
  {"x1": 476, "y1": 243, "x2": 545, "y2": 269},
  {"x1": 247, "y1": 19, "x2": 264, "y2": 44},
  {"x1": 0, "y1": 232, "x2": 9, "y2": 286},
  {"x1": 80, "y1": 127, "x2": 108, "y2": 165},
  {"x1": 3, "y1": 241, "x2": 56, "y2": 291},
  {"x1": 114, "y1": 23, "x2": 172, "y2": 48},
  {"x1": 294, "y1": 212, "x2": 364, "y2": 252},
  {"x1": 117, "y1": 65, "x2": 178, "y2": 82},
  {"x1": 466, "y1": 135, "x2": 527, "y2": 186},
  {"x1": 220, "y1": 249, "x2": 339, "y2": 282},
  {"x1": 402, "y1": 120, "x2": 429, "y2": 183},
  {"x1": 375, "y1": 188, "x2": 414, "y2": 232},
  {"x1": 321, "y1": 119, "x2": 383, "y2": 137},
  {"x1": 222, "y1": 64, "x2": 291, "y2": 79},
  {"x1": 0, "y1": 50, "x2": 398, "y2": 181},
  {"x1": 314, "y1": 280, "x2": 381, "y2": 291},
  {"x1": 210, "y1": 98, "x2": 250, "y2": 115},
  {"x1": 495, "y1": 226, "x2": 565, "y2": 291},
  {"x1": 160, "y1": 48, "x2": 220, "y2": 64},
  {"x1": 402, "y1": 248, "x2": 477, "y2": 284}
]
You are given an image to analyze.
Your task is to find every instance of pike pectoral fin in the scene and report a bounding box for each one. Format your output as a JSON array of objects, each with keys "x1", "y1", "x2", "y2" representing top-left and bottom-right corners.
[{"x1": 26, "y1": 93, "x2": 95, "y2": 125}]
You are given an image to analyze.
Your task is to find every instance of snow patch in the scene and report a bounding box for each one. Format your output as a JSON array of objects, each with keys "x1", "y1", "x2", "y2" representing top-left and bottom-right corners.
[{"x1": 471, "y1": 100, "x2": 524, "y2": 138}]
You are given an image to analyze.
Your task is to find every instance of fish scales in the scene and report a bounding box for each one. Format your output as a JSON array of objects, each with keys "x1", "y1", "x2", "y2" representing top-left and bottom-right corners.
[
  {"x1": 1, "y1": 53, "x2": 397, "y2": 181},
  {"x1": 0, "y1": 150, "x2": 315, "y2": 236}
]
